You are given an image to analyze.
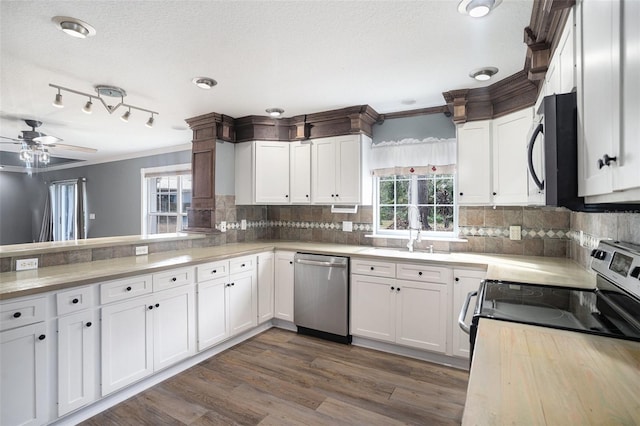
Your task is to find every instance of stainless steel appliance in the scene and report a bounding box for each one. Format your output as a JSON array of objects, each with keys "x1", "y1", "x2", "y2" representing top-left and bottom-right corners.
[
  {"x1": 294, "y1": 253, "x2": 351, "y2": 343},
  {"x1": 459, "y1": 240, "x2": 640, "y2": 360}
]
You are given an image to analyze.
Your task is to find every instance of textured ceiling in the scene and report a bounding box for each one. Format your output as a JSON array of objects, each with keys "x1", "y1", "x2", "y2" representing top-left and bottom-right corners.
[{"x1": 0, "y1": 0, "x2": 533, "y2": 168}]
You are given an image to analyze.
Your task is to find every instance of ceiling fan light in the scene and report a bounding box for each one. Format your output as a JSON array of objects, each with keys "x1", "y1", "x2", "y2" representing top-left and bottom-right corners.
[
  {"x1": 19, "y1": 147, "x2": 33, "y2": 162},
  {"x1": 192, "y1": 77, "x2": 217, "y2": 89},
  {"x1": 120, "y1": 110, "x2": 131, "y2": 122},
  {"x1": 53, "y1": 92, "x2": 64, "y2": 108},
  {"x1": 82, "y1": 100, "x2": 93, "y2": 114},
  {"x1": 146, "y1": 115, "x2": 155, "y2": 128},
  {"x1": 39, "y1": 150, "x2": 50, "y2": 164}
]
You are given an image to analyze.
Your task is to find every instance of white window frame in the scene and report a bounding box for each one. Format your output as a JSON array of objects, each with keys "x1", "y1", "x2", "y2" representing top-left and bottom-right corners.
[
  {"x1": 140, "y1": 164, "x2": 191, "y2": 235},
  {"x1": 372, "y1": 173, "x2": 458, "y2": 239}
]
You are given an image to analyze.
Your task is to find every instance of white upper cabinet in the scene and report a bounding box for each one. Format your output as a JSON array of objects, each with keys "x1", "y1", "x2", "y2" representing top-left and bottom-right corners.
[
  {"x1": 255, "y1": 141, "x2": 290, "y2": 203},
  {"x1": 457, "y1": 120, "x2": 492, "y2": 205},
  {"x1": 289, "y1": 141, "x2": 311, "y2": 203},
  {"x1": 577, "y1": 0, "x2": 640, "y2": 201},
  {"x1": 457, "y1": 108, "x2": 534, "y2": 206},
  {"x1": 491, "y1": 108, "x2": 534, "y2": 205},
  {"x1": 546, "y1": 11, "x2": 575, "y2": 96},
  {"x1": 311, "y1": 134, "x2": 372, "y2": 205}
]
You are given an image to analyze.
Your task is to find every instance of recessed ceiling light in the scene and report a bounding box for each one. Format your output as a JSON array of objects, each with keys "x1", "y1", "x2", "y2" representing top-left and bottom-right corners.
[
  {"x1": 192, "y1": 77, "x2": 217, "y2": 89},
  {"x1": 469, "y1": 67, "x2": 499, "y2": 81},
  {"x1": 52, "y1": 16, "x2": 96, "y2": 38},
  {"x1": 457, "y1": 0, "x2": 502, "y2": 18},
  {"x1": 266, "y1": 108, "x2": 284, "y2": 118}
]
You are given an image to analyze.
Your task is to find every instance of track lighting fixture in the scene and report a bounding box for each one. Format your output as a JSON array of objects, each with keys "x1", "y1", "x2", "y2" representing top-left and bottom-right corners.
[{"x1": 49, "y1": 83, "x2": 158, "y2": 126}]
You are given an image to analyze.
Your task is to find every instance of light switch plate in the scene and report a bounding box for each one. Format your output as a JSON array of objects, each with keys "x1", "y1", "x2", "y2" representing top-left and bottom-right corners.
[
  {"x1": 89, "y1": 213, "x2": 96, "y2": 220},
  {"x1": 135, "y1": 246, "x2": 148, "y2": 255},
  {"x1": 509, "y1": 225, "x2": 522, "y2": 241},
  {"x1": 241, "y1": 219, "x2": 247, "y2": 230},
  {"x1": 220, "y1": 221, "x2": 227, "y2": 232},
  {"x1": 342, "y1": 221, "x2": 353, "y2": 232},
  {"x1": 16, "y1": 258, "x2": 38, "y2": 271}
]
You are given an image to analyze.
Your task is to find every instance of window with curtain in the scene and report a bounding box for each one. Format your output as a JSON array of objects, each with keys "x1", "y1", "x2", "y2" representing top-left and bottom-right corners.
[
  {"x1": 370, "y1": 137, "x2": 457, "y2": 238},
  {"x1": 41, "y1": 178, "x2": 87, "y2": 242},
  {"x1": 141, "y1": 164, "x2": 191, "y2": 234}
]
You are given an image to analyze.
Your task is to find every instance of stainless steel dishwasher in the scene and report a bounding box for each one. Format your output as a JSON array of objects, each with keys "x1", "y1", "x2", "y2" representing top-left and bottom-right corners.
[{"x1": 294, "y1": 253, "x2": 351, "y2": 344}]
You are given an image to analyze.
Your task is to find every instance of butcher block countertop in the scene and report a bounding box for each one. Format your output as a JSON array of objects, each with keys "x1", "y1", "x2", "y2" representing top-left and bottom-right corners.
[
  {"x1": 463, "y1": 319, "x2": 640, "y2": 425},
  {"x1": 0, "y1": 241, "x2": 596, "y2": 300}
]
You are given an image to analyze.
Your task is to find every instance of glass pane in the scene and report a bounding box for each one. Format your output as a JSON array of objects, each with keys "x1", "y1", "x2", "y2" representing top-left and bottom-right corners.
[
  {"x1": 181, "y1": 175, "x2": 192, "y2": 212},
  {"x1": 396, "y1": 179, "x2": 410, "y2": 204},
  {"x1": 419, "y1": 206, "x2": 434, "y2": 231},
  {"x1": 379, "y1": 206, "x2": 395, "y2": 230},
  {"x1": 436, "y1": 177, "x2": 454, "y2": 204},
  {"x1": 417, "y1": 178, "x2": 435, "y2": 204},
  {"x1": 169, "y1": 194, "x2": 177, "y2": 212},
  {"x1": 436, "y1": 206, "x2": 454, "y2": 231},
  {"x1": 379, "y1": 180, "x2": 395, "y2": 205},
  {"x1": 396, "y1": 206, "x2": 408, "y2": 230},
  {"x1": 181, "y1": 215, "x2": 188, "y2": 230}
]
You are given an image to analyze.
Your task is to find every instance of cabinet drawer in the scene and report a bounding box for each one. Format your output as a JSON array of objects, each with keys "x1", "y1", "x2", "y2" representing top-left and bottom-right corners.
[
  {"x1": 197, "y1": 261, "x2": 229, "y2": 283},
  {"x1": 351, "y1": 258, "x2": 396, "y2": 278},
  {"x1": 57, "y1": 286, "x2": 94, "y2": 316},
  {"x1": 229, "y1": 256, "x2": 255, "y2": 274},
  {"x1": 153, "y1": 267, "x2": 194, "y2": 291},
  {"x1": 396, "y1": 263, "x2": 452, "y2": 283},
  {"x1": 100, "y1": 275, "x2": 153, "y2": 304},
  {"x1": 0, "y1": 296, "x2": 46, "y2": 331}
]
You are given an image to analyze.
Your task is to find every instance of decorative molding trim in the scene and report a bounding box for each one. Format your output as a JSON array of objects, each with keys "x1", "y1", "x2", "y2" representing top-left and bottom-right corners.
[{"x1": 378, "y1": 105, "x2": 450, "y2": 122}]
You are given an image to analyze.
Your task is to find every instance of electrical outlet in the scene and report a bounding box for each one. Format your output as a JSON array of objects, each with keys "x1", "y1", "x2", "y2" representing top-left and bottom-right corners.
[
  {"x1": 342, "y1": 221, "x2": 353, "y2": 232},
  {"x1": 16, "y1": 258, "x2": 38, "y2": 271},
  {"x1": 89, "y1": 213, "x2": 96, "y2": 220},
  {"x1": 241, "y1": 219, "x2": 247, "y2": 230},
  {"x1": 220, "y1": 221, "x2": 227, "y2": 232},
  {"x1": 509, "y1": 225, "x2": 522, "y2": 241},
  {"x1": 135, "y1": 246, "x2": 148, "y2": 255}
]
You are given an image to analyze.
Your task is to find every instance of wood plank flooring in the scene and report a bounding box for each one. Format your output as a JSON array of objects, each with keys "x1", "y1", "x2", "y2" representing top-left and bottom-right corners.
[{"x1": 82, "y1": 329, "x2": 469, "y2": 425}]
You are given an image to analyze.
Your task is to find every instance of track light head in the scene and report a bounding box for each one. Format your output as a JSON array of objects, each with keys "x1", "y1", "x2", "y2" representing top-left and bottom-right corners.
[
  {"x1": 120, "y1": 109, "x2": 131, "y2": 122},
  {"x1": 82, "y1": 99, "x2": 93, "y2": 114},
  {"x1": 53, "y1": 91, "x2": 64, "y2": 108},
  {"x1": 145, "y1": 115, "x2": 155, "y2": 128}
]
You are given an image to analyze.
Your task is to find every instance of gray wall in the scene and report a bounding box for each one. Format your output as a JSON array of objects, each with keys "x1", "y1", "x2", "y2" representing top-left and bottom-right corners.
[
  {"x1": 372, "y1": 113, "x2": 456, "y2": 143},
  {"x1": 1, "y1": 142, "x2": 236, "y2": 245}
]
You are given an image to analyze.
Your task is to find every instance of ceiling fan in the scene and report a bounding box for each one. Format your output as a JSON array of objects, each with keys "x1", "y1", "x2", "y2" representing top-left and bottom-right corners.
[{"x1": 0, "y1": 119, "x2": 97, "y2": 156}]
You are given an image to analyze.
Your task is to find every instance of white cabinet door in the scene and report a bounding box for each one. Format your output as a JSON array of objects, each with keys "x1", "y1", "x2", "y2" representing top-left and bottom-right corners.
[
  {"x1": 274, "y1": 251, "x2": 295, "y2": 321},
  {"x1": 335, "y1": 136, "x2": 361, "y2": 203},
  {"x1": 350, "y1": 274, "x2": 395, "y2": 343},
  {"x1": 255, "y1": 141, "x2": 290, "y2": 203},
  {"x1": 228, "y1": 272, "x2": 257, "y2": 336},
  {"x1": 257, "y1": 252, "x2": 275, "y2": 323},
  {"x1": 153, "y1": 285, "x2": 196, "y2": 371},
  {"x1": 457, "y1": 120, "x2": 492, "y2": 205},
  {"x1": 0, "y1": 322, "x2": 47, "y2": 426},
  {"x1": 234, "y1": 142, "x2": 254, "y2": 205},
  {"x1": 311, "y1": 138, "x2": 338, "y2": 204},
  {"x1": 101, "y1": 297, "x2": 153, "y2": 396},
  {"x1": 452, "y1": 269, "x2": 485, "y2": 358},
  {"x1": 558, "y1": 12, "x2": 576, "y2": 94},
  {"x1": 197, "y1": 277, "x2": 229, "y2": 350},
  {"x1": 577, "y1": 0, "x2": 619, "y2": 196},
  {"x1": 58, "y1": 310, "x2": 98, "y2": 416},
  {"x1": 395, "y1": 280, "x2": 448, "y2": 353},
  {"x1": 491, "y1": 108, "x2": 533, "y2": 205},
  {"x1": 290, "y1": 141, "x2": 311, "y2": 203}
]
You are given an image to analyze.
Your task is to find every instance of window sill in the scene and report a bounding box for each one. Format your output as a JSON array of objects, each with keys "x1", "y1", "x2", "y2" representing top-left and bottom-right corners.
[{"x1": 364, "y1": 234, "x2": 468, "y2": 243}]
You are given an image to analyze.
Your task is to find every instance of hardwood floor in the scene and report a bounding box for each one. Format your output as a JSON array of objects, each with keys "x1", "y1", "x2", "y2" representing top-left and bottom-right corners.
[{"x1": 82, "y1": 329, "x2": 469, "y2": 425}]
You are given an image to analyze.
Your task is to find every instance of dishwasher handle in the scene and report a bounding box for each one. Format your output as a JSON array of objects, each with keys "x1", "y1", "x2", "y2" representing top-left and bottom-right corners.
[
  {"x1": 458, "y1": 290, "x2": 477, "y2": 335},
  {"x1": 295, "y1": 258, "x2": 347, "y2": 268}
]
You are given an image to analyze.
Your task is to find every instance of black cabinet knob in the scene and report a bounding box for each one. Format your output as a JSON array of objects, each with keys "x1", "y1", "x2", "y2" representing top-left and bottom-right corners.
[
  {"x1": 13, "y1": 312, "x2": 21, "y2": 318},
  {"x1": 148, "y1": 305, "x2": 154, "y2": 310},
  {"x1": 171, "y1": 277, "x2": 177, "y2": 282},
  {"x1": 38, "y1": 334, "x2": 46, "y2": 341},
  {"x1": 86, "y1": 322, "x2": 92, "y2": 328},
  {"x1": 455, "y1": 277, "x2": 460, "y2": 282},
  {"x1": 331, "y1": 194, "x2": 335, "y2": 197},
  {"x1": 459, "y1": 192, "x2": 463, "y2": 196},
  {"x1": 126, "y1": 286, "x2": 132, "y2": 292},
  {"x1": 336, "y1": 194, "x2": 339, "y2": 197},
  {"x1": 418, "y1": 271, "x2": 423, "y2": 276},
  {"x1": 289, "y1": 261, "x2": 293, "y2": 265},
  {"x1": 231, "y1": 282, "x2": 235, "y2": 286},
  {"x1": 285, "y1": 194, "x2": 289, "y2": 198},
  {"x1": 598, "y1": 154, "x2": 617, "y2": 169},
  {"x1": 72, "y1": 298, "x2": 79, "y2": 304},
  {"x1": 241, "y1": 263, "x2": 246, "y2": 267},
  {"x1": 305, "y1": 194, "x2": 309, "y2": 198},
  {"x1": 155, "y1": 303, "x2": 160, "y2": 308},
  {"x1": 370, "y1": 266, "x2": 374, "y2": 271},
  {"x1": 212, "y1": 270, "x2": 217, "y2": 274},
  {"x1": 493, "y1": 192, "x2": 497, "y2": 196},
  {"x1": 396, "y1": 287, "x2": 401, "y2": 292}
]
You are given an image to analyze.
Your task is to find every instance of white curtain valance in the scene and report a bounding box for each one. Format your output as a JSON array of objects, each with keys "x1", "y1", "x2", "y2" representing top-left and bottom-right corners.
[{"x1": 370, "y1": 137, "x2": 456, "y2": 177}]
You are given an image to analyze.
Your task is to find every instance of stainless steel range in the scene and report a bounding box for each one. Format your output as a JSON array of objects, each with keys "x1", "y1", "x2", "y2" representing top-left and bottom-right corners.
[{"x1": 459, "y1": 240, "x2": 640, "y2": 360}]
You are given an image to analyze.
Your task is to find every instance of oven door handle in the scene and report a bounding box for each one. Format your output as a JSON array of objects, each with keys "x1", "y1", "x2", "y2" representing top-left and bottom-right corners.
[{"x1": 458, "y1": 290, "x2": 478, "y2": 335}]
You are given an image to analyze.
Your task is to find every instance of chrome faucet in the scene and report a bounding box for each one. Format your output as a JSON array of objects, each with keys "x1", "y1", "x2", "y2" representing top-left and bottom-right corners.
[{"x1": 407, "y1": 227, "x2": 422, "y2": 253}]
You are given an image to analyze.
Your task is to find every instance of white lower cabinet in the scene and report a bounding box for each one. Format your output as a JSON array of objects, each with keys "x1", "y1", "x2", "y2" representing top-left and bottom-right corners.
[
  {"x1": 0, "y1": 321, "x2": 48, "y2": 426},
  {"x1": 274, "y1": 251, "x2": 295, "y2": 321},
  {"x1": 197, "y1": 276, "x2": 229, "y2": 350},
  {"x1": 101, "y1": 284, "x2": 196, "y2": 395},
  {"x1": 257, "y1": 251, "x2": 275, "y2": 323},
  {"x1": 452, "y1": 269, "x2": 485, "y2": 358},
  {"x1": 228, "y1": 271, "x2": 258, "y2": 335},
  {"x1": 57, "y1": 309, "x2": 98, "y2": 416},
  {"x1": 351, "y1": 261, "x2": 450, "y2": 354}
]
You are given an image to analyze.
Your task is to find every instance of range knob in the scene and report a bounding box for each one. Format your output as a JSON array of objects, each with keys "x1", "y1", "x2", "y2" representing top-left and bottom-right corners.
[
  {"x1": 590, "y1": 249, "x2": 607, "y2": 260},
  {"x1": 630, "y1": 266, "x2": 640, "y2": 279}
]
